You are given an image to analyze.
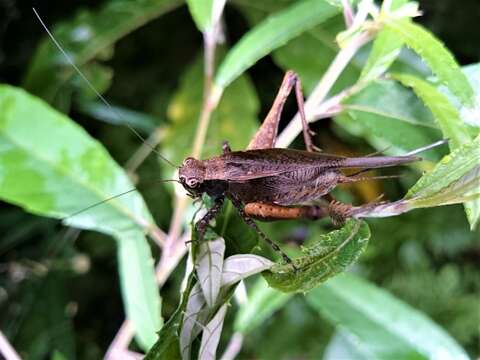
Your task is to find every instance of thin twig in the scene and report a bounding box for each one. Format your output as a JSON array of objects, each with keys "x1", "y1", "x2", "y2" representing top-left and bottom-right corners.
[
  {"x1": 341, "y1": 0, "x2": 355, "y2": 27},
  {"x1": 276, "y1": 32, "x2": 372, "y2": 148},
  {"x1": 105, "y1": 321, "x2": 135, "y2": 360},
  {"x1": 106, "y1": 2, "x2": 226, "y2": 355},
  {"x1": 125, "y1": 127, "x2": 165, "y2": 175},
  {"x1": 159, "y1": 0, "x2": 225, "y2": 284},
  {"x1": 309, "y1": 82, "x2": 366, "y2": 121},
  {"x1": 219, "y1": 332, "x2": 244, "y2": 360},
  {"x1": 0, "y1": 331, "x2": 21, "y2": 360},
  {"x1": 156, "y1": 232, "x2": 190, "y2": 284},
  {"x1": 105, "y1": 233, "x2": 189, "y2": 358}
]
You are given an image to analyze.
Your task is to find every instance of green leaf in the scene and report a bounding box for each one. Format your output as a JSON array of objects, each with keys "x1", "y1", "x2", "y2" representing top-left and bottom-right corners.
[
  {"x1": 359, "y1": 0, "x2": 409, "y2": 82},
  {"x1": 186, "y1": 0, "x2": 214, "y2": 32},
  {"x1": 393, "y1": 73, "x2": 472, "y2": 149},
  {"x1": 215, "y1": 0, "x2": 341, "y2": 90},
  {"x1": 339, "y1": 79, "x2": 443, "y2": 159},
  {"x1": 180, "y1": 283, "x2": 210, "y2": 360},
  {"x1": 394, "y1": 74, "x2": 480, "y2": 229},
  {"x1": 221, "y1": 254, "x2": 274, "y2": 288},
  {"x1": 145, "y1": 310, "x2": 182, "y2": 360},
  {"x1": 195, "y1": 238, "x2": 225, "y2": 308},
  {"x1": 456, "y1": 63, "x2": 480, "y2": 129},
  {"x1": 272, "y1": 16, "x2": 361, "y2": 95},
  {"x1": 263, "y1": 219, "x2": 370, "y2": 293},
  {"x1": 0, "y1": 85, "x2": 154, "y2": 235},
  {"x1": 306, "y1": 273, "x2": 470, "y2": 360},
  {"x1": 75, "y1": 100, "x2": 158, "y2": 133},
  {"x1": 384, "y1": 19, "x2": 475, "y2": 107},
  {"x1": 25, "y1": 0, "x2": 181, "y2": 103},
  {"x1": 198, "y1": 304, "x2": 228, "y2": 360},
  {"x1": 234, "y1": 278, "x2": 292, "y2": 334},
  {"x1": 118, "y1": 230, "x2": 163, "y2": 350},
  {"x1": 427, "y1": 62, "x2": 480, "y2": 131},
  {"x1": 405, "y1": 135, "x2": 480, "y2": 229},
  {"x1": 324, "y1": 330, "x2": 373, "y2": 360},
  {"x1": 145, "y1": 274, "x2": 197, "y2": 360},
  {"x1": 0, "y1": 85, "x2": 161, "y2": 349},
  {"x1": 164, "y1": 55, "x2": 259, "y2": 169}
]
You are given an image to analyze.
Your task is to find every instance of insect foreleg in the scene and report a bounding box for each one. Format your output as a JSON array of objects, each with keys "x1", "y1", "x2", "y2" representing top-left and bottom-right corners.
[
  {"x1": 195, "y1": 196, "x2": 225, "y2": 242},
  {"x1": 222, "y1": 141, "x2": 232, "y2": 154}
]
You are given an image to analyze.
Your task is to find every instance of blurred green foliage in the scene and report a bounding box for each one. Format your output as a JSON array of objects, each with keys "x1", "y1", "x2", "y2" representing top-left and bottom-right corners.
[{"x1": 0, "y1": 0, "x2": 479, "y2": 359}]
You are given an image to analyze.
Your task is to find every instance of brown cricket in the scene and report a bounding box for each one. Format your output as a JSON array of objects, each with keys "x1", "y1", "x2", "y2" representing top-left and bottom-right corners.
[
  {"x1": 34, "y1": 12, "x2": 444, "y2": 266},
  {"x1": 178, "y1": 71, "x2": 445, "y2": 264}
]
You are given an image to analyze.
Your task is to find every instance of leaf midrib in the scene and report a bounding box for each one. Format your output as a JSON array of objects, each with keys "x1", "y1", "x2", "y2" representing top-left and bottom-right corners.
[{"x1": 344, "y1": 104, "x2": 439, "y2": 129}]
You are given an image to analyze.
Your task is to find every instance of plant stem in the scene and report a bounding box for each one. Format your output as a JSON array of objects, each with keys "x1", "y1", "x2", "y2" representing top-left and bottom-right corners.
[
  {"x1": 105, "y1": 4, "x2": 227, "y2": 355},
  {"x1": 220, "y1": 332, "x2": 244, "y2": 360},
  {"x1": 341, "y1": 0, "x2": 354, "y2": 27},
  {"x1": 0, "y1": 331, "x2": 21, "y2": 360},
  {"x1": 310, "y1": 82, "x2": 366, "y2": 121},
  {"x1": 125, "y1": 127, "x2": 165, "y2": 175},
  {"x1": 105, "y1": 233, "x2": 189, "y2": 358},
  {"x1": 276, "y1": 32, "x2": 371, "y2": 148},
  {"x1": 105, "y1": 321, "x2": 135, "y2": 360}
]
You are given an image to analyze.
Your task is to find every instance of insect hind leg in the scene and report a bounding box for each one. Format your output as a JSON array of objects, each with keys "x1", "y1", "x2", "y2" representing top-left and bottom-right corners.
[{"x1": 247, "y1": 71, "x2": 317, "y2": 153}]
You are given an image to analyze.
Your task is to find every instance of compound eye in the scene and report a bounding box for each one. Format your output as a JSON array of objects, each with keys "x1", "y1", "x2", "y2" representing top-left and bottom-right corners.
[
  {"x1": 179, "y1": 175, "x2": 186, "y2": 183},
  {"x1": 187, "y1": 178, "x2": 199, "y2": 188},
  {"x1": 183, "y1": 157, "x2": 195, "y2": 165}
]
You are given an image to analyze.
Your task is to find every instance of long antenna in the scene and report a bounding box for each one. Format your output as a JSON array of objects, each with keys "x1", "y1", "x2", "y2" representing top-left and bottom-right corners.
[
  {"x1": 405, "y1": 139, "x2": 449, "y2": 156},
  {"x1": 63, "y1": 179, "x2": 180, "y2": 220},
  {"x1": 32, "y1": 7, "x2": 178, "y2": 169}
]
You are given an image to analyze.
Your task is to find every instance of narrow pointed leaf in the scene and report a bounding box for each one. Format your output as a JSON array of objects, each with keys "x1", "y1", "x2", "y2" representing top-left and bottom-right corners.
[
  {"x1": 391, "y1": 72, "x2": 480, "y2": 227},
  {"x1": 195, "y1": 238, "x2": 225, "y2": 308},
  {"x1": 406, "y1": 135, "x2": 480, "y2": 228},
  {"x1": 393, "y1": 73, "x2": 472, "y2": 149},
  {"x1": 215, "y1": 0, "x2": 340, "y2": 90},
  {"x1": 307, "y1": 273, "x2": 470, "y2": 360},
  {"x1": 324, "y1": 330, "x2": 374, "y2": 360},
  {"x1": 118, "y1": 230, "x2": 163, "y2": 350},
  {"x1": 146, "y1": 274, "x2": 197, "y2": 360},
  {"x1": 263, "y1": 220, "x2": 370, "y2": 292},
  {"x1": 186, "y1": 0, "x2": 214, "y2": 32},
  {"x1": 384, "y1": 18, "x2": 475, "y2": 107},
  {"x1": 0, "y1": 85, "x2": 161, "y2": 349},
  {"x1": 198, "y1": 304, "x2": 228, "y2": 360},
  {"x1": 272, "y1": 17, "x2": 361, "y2": 95},
  {"x1": 180, "y1": 283, "x2": 209, "y2": 360},
  {"x1": 339, "y1": 79, "x2": 443, "y2": 160},
  {"x1": 405, "y1": 136, "x2": 480, "y2": 200},
  {"x1": 221, "y1": 254, "x2": 274, "y2": 288},
  {"x1": 359, "y1": 0, "x2": 408, "y2": 82}
]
